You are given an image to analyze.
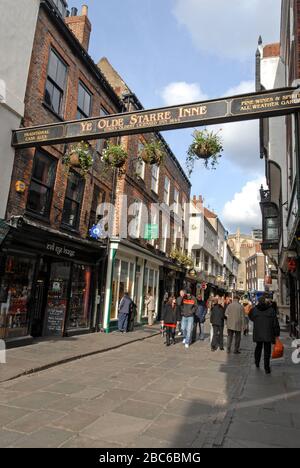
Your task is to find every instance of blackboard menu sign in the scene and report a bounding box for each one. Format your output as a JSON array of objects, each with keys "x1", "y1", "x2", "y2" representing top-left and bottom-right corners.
[
  {"x1": 44, "y1": 300, "x2": 66, "y2": 337},
  {"x1": 0, "y1": 220, "x2": 9, "y2": 246}
]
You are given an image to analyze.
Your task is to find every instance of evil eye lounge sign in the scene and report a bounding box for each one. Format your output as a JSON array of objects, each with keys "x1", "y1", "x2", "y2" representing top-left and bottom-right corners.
[{"x1": 12, "y1": 88, "x2": 300, "y2": 149}]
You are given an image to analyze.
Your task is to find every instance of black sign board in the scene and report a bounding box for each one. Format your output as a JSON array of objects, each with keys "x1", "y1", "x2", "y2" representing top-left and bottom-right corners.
[
  {"x1": 46, "y1": 242, "x2": 76, "y2": 259},
  {"x1": 0, "y1": 219, "x2": 10, "y2": 246},
  {"x1": 12, "y1": 87, "x2": 300, "y2": 149},
  {"x1": 44, "y1": 299, "x2": 66, "y2": 337}
]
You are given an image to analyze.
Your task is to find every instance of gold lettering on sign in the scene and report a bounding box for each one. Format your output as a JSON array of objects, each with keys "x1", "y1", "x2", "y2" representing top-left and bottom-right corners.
[
  {"x1": 179, "y1": 106, "x2": 207, "y2": 118},
  {"x1": 81, "y1": 122, "x2": 93, "y2": 132}
]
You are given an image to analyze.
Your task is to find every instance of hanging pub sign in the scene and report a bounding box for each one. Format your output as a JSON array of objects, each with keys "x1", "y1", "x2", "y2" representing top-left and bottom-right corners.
[{"x1": 11, "y1": 87, "x2": 300, "y2": 149}]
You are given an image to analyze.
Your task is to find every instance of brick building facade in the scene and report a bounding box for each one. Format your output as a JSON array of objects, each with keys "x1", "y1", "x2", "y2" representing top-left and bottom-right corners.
[{"x1": 0, "y1": 0, "x2": 191, "y2": 343}]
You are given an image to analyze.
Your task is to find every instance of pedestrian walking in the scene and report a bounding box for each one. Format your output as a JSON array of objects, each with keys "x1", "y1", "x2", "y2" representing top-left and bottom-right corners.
[
  {"x1": 195, "y1": 297, "x2": 207, "y2": 340},
  {"x1": 145, "y1": 290, "x2": 155, "y2": 326},
  {"x1": 226, "y1": 296, "x2": 245, "y2": 354},
  {"x1": 161, "y1": 296, "x2": 177, "y2": 346},
  {"x1": 249, "y1": 295, "x2": 281, "y2": 374},
  {"x1": 210, "y1": 298, "x2": 225, "y2": 351},
  {"x1": 243, "y1": 300, "x2": 252, "y2": 336},
  {"x1": 118, "y1": 292, "x2": 133, "y2": 333},
  {"x1": 176, "y1": 290, "x2": 186, "y2": 336},
  {"x1": 181, "y1": 290, "x2": 197, "y2": 349}
]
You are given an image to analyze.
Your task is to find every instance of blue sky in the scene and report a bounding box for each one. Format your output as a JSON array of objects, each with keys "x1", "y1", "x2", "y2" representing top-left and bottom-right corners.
[{"x1": 70, "y1": 0, "x2": 281, "y2": 233}]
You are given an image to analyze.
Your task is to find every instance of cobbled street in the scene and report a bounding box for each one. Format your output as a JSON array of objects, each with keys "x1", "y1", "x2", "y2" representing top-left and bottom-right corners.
[{"x1": 0, "y1": 329, "x2": 299, "y2": 448}]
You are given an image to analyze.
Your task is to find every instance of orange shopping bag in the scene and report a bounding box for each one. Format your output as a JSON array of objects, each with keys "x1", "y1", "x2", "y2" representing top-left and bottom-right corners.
[{"x1": 272, "y1": 338, "x2": 284, "y2": 359}]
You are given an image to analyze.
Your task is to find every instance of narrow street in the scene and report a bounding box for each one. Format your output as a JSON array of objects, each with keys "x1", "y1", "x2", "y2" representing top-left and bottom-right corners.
[{"x1": 0, "y1": 328, "x2": 299, "y2": 448}]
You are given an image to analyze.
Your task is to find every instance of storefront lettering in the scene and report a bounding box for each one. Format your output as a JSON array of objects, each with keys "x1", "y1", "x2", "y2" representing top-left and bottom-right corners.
[
  {"x1": 12, "y1": 88, "x2": 300, "y2": 149},
  {"x1": 46, "y1": 242, "x2": 76, "y2": 259}
]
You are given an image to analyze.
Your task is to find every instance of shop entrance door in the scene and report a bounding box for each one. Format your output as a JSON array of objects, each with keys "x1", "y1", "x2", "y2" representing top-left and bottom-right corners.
[{"x1": 43, "y1": 261, "x2": 71, "y2": 337}]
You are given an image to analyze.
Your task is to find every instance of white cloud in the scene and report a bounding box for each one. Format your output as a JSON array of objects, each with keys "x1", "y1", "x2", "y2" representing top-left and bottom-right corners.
[
  {"x1": 222, "y1": 177, "x2": 265, "y2": 231},
  {"x1": 161, "y1": 81, "x2": 208, "y2": 106},
  {"x1": 173, "y1": 0, "x2": 281, "y2": 61}
]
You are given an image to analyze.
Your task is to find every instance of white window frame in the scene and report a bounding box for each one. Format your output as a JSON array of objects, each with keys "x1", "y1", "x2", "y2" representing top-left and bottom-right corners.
[
  {"x1": 151, "y1": 165, "x2": 160, "y2": 193},
  {"x1": 164, "y1": 176, "x2": 170, "y2": 205},
  {"x1": 136, "y1": 141, "x2": 146, "y2": 179},
  {"x1": 174, "y1": 187, "x2": 180, "y2": 215}
]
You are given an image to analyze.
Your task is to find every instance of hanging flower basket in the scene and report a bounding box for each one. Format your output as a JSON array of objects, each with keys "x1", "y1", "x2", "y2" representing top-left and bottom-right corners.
[
  {"x1": 139, "y1": 139, "x2": 165, "y2": 166},
  {"x1": 186, "y1": 129, "x2": 223, "y2": 176},
  {"x1": 63, "y1": 141, "x2": 93, "y2": 177},
  {"x1": 102, "y1": 143, "x2": 128, "y2": 169},
  {"x1": 170, "y1": 249, "x2": 194, "y2": 269}
]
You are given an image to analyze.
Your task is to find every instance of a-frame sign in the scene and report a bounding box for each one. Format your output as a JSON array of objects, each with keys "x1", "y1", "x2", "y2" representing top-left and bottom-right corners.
[{"x1": 11, "y1": 87, "x2": 300, "y2": 149}]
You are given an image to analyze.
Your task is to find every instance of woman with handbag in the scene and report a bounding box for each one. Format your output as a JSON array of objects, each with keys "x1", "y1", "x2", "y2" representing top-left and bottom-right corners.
[{"x1": 249, "y1": 295, "x2": 281, "y2": 374}]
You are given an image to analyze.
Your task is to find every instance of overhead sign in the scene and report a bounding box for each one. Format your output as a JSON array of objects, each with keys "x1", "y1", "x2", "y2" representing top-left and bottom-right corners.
[{"x1": 11, "y1": 87, "x2": 300, "y2": 149}]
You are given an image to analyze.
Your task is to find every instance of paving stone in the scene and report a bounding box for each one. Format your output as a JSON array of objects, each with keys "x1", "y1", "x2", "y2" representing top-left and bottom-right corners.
[
  {"x1": 132, "y1": 390, "x2": 174, "y2": 406},
  {"x1": 45, "y1": 382, "x2": 86, "y2": 395},
  {"x1": 75, "y1": 397, "x2": 122, "y2": 417},
  {"x1": 6, "y1": 392, "x2": 66, "y2": 410},
  {"x1": 69, "y1": 387, "x2": 105, "y2": 400},
  {"x1": 82, "y1": 412, "x2": 150, "y2": 444},
  {"x1": 164, "y1": 399, "x2": 216, "y2": 421},
  {"x1": 45, "y1": 397, "x2": 86, "y2": 412},
  {"x1": 0, "y1": 429, "x2": 25, "y2": 448},
  {"x1": 113, "y1": 399, "x2": 163, "y2": 420},
  {"x1": 0, "y1": 405, "x2": 31, "y2": 426},
  {"x1": 227, "y1": 420, "x2": 300, "y2": 448},
  {"x1": 5, "y1": 410, "x2": 64, "y2": 433},
  {"x1": 143, "y1": 413, "x2": 201, "y2": 447},
  {"x1": 11, "y1": 427, "x2": 73, "y2": 448},
  {"x1": 61, "y1": 435, "x2": 121, "y2": 448},
  {"x1": 50, "y1": 410, "x2": 99, "y2": 432}
]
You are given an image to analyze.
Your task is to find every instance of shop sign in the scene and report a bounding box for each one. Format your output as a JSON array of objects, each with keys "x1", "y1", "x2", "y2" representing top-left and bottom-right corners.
[
  {"x1": 144, "y1": 224, "x2": 159, "y2": 240},
  {"x1": 44, "y1": 301, "x2": 66, "y2": 337},
  {"x1": 12, "y1": 88, "x2": 300, "y2": 149},
  {"x1": 0, "y1": 219, "x2": 10, "y2": 246},
  {"x1": 46, "y1": 242, "x2": 76, "y2": 259}
]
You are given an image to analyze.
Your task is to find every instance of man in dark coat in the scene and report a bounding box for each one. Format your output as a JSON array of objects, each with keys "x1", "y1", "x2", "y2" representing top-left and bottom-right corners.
[
  {"x1": 249, "y1": 296, "x2": 280, "y2": 374},
  {"x1": 210, "y1": 298, "x2": 226, "y2": 351},
  {"x1": 226, "y1": 296, "x2": 245, "y2": 354},
  {"x1": 118, "y1": 292, "x2": 133, "y2": 333}
]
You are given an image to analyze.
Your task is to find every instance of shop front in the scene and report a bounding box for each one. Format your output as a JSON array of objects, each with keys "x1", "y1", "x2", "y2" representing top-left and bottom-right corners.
[
  {"x1": 103, "y1": 240, "x2": 163, "y2": 332},
  {"x1": 0, "y1": 217, "x2": 106, "y2": 345}
]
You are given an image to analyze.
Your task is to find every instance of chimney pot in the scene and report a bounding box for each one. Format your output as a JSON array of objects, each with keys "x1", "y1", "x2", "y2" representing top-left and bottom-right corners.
[
  {"x1": 71, "y1": 7, "x2": 78, "y2": 16},
  {"x1": 82, "y1": 5, "x2": 88, "y2": 16}
]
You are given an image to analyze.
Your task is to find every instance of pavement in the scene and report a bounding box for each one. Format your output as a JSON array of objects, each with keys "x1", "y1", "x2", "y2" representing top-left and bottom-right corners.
[
  {"x1": 0, "y1": 324, "x2": 299, "y2": 448},
  {"x1": 0, "y1": 326, "x2": 161, "y2": 383}
]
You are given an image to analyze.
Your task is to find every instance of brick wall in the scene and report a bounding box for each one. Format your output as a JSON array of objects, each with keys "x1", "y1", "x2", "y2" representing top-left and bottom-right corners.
[{"x1": 6, "y1": 5, "x2": 120, "y2": 240}]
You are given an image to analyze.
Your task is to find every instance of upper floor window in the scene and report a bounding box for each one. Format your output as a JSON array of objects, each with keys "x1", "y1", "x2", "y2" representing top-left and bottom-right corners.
[
  {"x1": 174, "y1": 187, "x2": 180, "y2": 215},
  {"x1": 151, "y1": 165, "x2": 159, "y2": 193},
  {"x1": 45, "y1": 49, "x2": 67, "y2": 116},
  {"x1": 27, "y1": 151, "x2": 57, "y2": 218},
  {"x1": 164, "y1": 177, "x2": 170, "y2": 205},
  {"x1": 77, "y1": 82, "x2": 92, "y2": 119},
  {"x1": 136, "y1": 141, "x2": 145, "y2": 179},
  {"x1": 89, "y1": 185, "x2": 106, "y2": 230},
  {"x1": 52, "y1": 0, "x2": 67, "y2": 17},
  {"x1": 62, "y1": 171, "x2": 84, "y2": 229}
]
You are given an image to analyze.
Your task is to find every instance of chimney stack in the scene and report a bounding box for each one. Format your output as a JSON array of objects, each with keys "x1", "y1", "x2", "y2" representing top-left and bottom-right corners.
[{"x1": 65, "y1": 5, "x2": 91, "y2": 51}]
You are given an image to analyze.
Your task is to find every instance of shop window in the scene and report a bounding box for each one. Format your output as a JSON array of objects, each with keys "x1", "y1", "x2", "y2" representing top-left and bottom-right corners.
[
  {"x1": 110, "y1": 259, "x2": 135, "y2": 321},
  {"x1": 44, "y1": 49, "x2": 67, "y2": 116},
  {"x1": 77, "y1": 81, "x2": 92, "y2": 120},
  {"x1": 143, "y1": 267, "x2": 159, "y2": 318},
  {"x1": 0, "y1": 256, "x2": 35, "y2": 340},
  {"x1": 27, "y1": 151, "x2": 57, "y2": 218},
  {"x1": 67, "y1": 264, "x2": 92, "y2": 330},
  {"x1": 62, "y1": 171, "x2": 84, "y2": 229}
]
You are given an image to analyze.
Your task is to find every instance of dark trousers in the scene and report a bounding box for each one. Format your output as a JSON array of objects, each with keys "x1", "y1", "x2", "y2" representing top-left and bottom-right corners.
[
  {"x1": 118, "y1": 312, "x2": 129, "y2": 332},
  {"x1": 166, "y1": 327, "x2": 176, "y2": 345},
  {"x1": 227, "y1": 330, "x2": 241, "y2": 352},
  {"x1": 211, "y1": 325, "x2": 224, "y2": 350},
  {"x1": 255, "y1": 342, "x2": 272, "y2": 370}
]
